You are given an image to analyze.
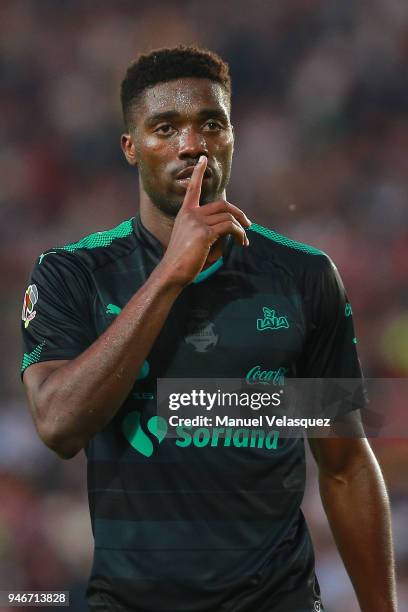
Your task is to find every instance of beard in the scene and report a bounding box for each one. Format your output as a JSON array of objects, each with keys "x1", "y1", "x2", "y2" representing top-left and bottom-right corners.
[
  {"x1": 138, "y1": 160, "x2": 232, "y2": 218},
  {"x1": 141, "y1": 179, "x2": 222, "y2": 218},
  {"x1": 146, "y1": 192, "x2": 183, "y2": 218},
  {"x1": 149, "y1": 192, "x2": 220, "y2": 217}
]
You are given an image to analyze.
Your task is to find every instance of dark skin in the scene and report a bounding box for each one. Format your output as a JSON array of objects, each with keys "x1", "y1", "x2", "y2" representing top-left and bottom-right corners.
[
  {"x1": 309, "y1": 430, "x2": 397, "y2": 611},
  {"x1": 121, "y1": 77, "x2": 249, "y2": 270},
  {"x1": 23, "y1": 77, "x2": 397, "y2": 611}
]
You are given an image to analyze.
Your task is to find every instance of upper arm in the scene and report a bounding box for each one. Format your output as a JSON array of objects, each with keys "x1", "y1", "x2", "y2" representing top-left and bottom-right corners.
[
  {"x1": 309, "y1": 437, "x2": 371, "y2": 477},
  {"x1": 298, "y1": 255, "x2": 367, "y2": 423},
  {"x1": 20, "y1": 252, "x2": 94, "y2": 453},
  {"x1": 308, "y1": 410, "x2": 370, "y2": 477},
  {"x1": 298, "y1": 255, "x2": 363, "y2": 379},
  {"x1": 22, "y1": 360, "x2": 72, "y2": 453},
  {"x1": 23, "y1": 359, "x2": 70, "y2": 419},
  {"x1": 301, "y1": 258, "x2": 370, "y2": 476},
  {"x1": 20, "y1": 251, "x2": 94, "y2": 378}
]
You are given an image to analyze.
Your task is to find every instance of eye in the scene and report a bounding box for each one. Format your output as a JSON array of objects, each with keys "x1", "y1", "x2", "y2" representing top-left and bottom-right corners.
[
  {"x1": 154, "y1": 124, "x2": 175, "y2": 136},
  {"x1": 204, "y1": 120, "x2": 223, "y2": 132}
]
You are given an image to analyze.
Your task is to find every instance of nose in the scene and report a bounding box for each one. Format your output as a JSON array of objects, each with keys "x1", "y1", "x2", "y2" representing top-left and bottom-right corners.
[{"x1": 178, "y1": 126, "x2": 208, "y2": 160}]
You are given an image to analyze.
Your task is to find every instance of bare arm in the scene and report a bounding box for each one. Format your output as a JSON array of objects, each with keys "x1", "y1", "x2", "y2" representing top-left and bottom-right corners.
[
  {"x1": 23, "y1": 156, "x2": 250, "y2": 459},
  {"x1": 23, "y1": 267, "x2": 184, "y2": 459},
  {"x1": 309, "y1": 427, "x2": 398, "y2": 611}
]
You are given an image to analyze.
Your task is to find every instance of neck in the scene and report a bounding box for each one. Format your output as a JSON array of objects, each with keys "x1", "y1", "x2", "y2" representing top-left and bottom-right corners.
[
  {"x1": 139, "y1": 191, "x2": 227, "y2": 267},
  {"x1": 139, "y1": 201, "x2": 174, "y2": 251}
]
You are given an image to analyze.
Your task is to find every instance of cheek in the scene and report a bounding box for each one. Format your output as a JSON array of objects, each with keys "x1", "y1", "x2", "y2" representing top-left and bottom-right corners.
[
  {"x1": 138, "y1": 139, "x2": 175, "y2": 175},
  {"x1": 214, "y1": 132, "x2": 234, "y2": 155},
  {"x1": 138, "y1": 137, "x2": 167, "y2": 165},
  {"x1": 214, "y1": 137, "x2": 234, "y2": 168},
  {"x1": 143, "y1": 137, "x2": 179, "y2": 159},
  {"x1": 141, "y1": 135, "x2": 166, "y2": 153}
]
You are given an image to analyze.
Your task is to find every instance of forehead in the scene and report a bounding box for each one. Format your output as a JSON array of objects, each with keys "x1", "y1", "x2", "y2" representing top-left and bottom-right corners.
[{"x1": 137, "y1": 77, "x2": 230, "y2": 122}]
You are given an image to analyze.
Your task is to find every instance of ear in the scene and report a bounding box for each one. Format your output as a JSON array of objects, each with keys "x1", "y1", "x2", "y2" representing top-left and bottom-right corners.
[{"x1": 121, "y1": 133, "x2": 138, "y2": 167}]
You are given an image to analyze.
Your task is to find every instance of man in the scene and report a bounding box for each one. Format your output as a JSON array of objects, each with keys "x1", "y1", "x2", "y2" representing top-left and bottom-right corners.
[{"x1": 21, "y1": 47, "x2": 397, "y2": 611}]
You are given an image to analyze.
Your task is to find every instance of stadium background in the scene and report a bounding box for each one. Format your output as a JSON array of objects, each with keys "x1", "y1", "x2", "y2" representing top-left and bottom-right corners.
[{"x1": 1, "y1": 0, "x2": 407, "y2": 610}]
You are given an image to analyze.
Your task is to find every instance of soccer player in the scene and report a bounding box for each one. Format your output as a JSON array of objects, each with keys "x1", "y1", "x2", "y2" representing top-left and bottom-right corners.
[{"x1": 21, "y1": 47, "x2": 397, "y2": 611}]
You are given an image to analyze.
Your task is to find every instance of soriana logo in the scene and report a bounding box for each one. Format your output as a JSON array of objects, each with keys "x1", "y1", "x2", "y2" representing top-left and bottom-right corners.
[{"x1": 22, "y1": 284, "x2": 38, "y2": 328}]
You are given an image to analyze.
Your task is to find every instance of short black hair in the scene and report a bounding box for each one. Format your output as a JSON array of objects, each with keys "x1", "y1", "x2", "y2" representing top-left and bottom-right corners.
[{"x1": 120, "y1": 45, "x2": 231, "y2": 131}]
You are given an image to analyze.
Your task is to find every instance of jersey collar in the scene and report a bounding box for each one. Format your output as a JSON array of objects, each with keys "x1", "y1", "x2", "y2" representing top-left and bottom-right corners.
[
  {"x1": 133, "y1": 213, "x2": 233, "y2": 282},
  {"x1": 133, "y1": 214, "x2": 164, "y2": 261}
]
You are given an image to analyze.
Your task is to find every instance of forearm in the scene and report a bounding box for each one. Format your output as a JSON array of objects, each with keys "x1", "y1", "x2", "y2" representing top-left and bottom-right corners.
[
  {"x1": 35, "y1": 264, "x2": 182, "y2": 455},
  {"x1": 319, "y1": 441, "x2": 397, "y2": 611}
]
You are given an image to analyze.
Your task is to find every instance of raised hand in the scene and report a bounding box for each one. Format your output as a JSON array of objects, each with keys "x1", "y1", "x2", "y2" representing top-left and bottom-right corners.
[{"x1": 160, "y1": 155, "x2": 251, "y2": 287}]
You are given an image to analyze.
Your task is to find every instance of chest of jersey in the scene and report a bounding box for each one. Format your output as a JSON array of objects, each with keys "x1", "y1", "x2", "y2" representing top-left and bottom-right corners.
[{"x1": 93, "y1": 262, "x2": 306, "y2": 386}]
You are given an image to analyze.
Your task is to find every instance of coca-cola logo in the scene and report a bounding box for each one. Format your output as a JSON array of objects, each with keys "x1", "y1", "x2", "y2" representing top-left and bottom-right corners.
[{"x1": 245, "y1": 365, "x2": 287, "y2": 385}]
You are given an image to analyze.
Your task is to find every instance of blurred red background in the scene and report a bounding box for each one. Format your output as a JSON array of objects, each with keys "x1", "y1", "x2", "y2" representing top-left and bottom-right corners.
[{"x1": 1, "y1": 1, "x2": 407, "y2": 610}]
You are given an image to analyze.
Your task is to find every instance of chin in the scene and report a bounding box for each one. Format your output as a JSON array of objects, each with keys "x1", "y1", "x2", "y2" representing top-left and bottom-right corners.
[
  {"x1": 150, "y1": 184, "x2": 221, "y2": 216},
  {"x1": 152, "y1": 197, "x2": 183, "y2": 218},
  {"x1": 199, "y1": 193, "x2": 217, "y2": 206}
]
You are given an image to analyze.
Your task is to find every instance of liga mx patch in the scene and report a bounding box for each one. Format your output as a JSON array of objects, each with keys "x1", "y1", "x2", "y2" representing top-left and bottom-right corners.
[{"x1": 22, "y1": 284, "x2": 38, "y2": 328}]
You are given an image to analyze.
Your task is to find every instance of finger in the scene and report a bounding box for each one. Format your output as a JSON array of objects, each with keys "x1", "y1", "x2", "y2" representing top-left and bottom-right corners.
[
  {"x1": 205, "y1": 212, "x2": 244, "y2": 231},
  {"x1": 210, "y1": 220, "x2": 248, "y2": 247},
  {"x1": 201, "y1": 199, "x2": 251, "y2": 227},
  {"x1": 204, "y1": 212, "x2": 238, "y2": 225},
  {"x1": 207, "y1": 213, "x2": 250, "y2": 246},
  {"x1": 224, "y1": 201, "x2": 252, "y2": 228},
  {"x1": 181, "y1": 155, "x2": 208, "y2": 210}
]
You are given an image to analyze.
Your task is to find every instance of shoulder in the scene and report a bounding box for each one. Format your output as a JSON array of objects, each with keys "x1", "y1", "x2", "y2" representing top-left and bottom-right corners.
[
  {"x1": 247, "y1": 222, "x2": 334, "y2": 277},
  {"x1": 35, "y1": 217, "x2": 137, "y2": 273}
]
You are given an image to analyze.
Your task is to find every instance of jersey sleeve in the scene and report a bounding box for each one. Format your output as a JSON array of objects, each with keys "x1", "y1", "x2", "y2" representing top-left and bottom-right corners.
[
  {"x1": 298, "y1": 255, "x2": 367, "y2": 417},
  {"x1": 21, "y1": 251, "x2": 95, "y2": 378}
]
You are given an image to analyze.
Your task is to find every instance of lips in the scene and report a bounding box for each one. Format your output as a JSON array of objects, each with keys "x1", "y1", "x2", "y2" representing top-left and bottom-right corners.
[{"x1": 175, "y1": 165, "x2": 212, "y2": 180}]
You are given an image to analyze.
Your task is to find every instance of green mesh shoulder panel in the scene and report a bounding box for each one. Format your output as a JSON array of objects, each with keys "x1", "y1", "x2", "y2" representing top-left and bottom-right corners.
[
  {"x1": 247, "y1": 223, "x2": 324, "y2": 256},
  {"x1": 56, "y1": 218, "x2": 134, "y2": 253},
  {"x1": 21, "y1": 341, "x2": 45, "y2": 373}
]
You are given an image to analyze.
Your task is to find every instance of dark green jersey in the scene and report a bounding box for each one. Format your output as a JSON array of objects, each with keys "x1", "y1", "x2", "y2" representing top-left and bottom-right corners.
[{"x1": 21, "y1": 215, "x2": 364, "y2": 611}]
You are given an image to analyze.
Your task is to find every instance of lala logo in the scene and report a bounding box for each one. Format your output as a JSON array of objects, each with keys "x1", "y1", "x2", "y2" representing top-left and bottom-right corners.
[
  {"x1": 22, "y1": 284, "x2": 38, "y2": 328},
  {"x1": 257, "y1": 307, "x2": 289, "y2": 331}
]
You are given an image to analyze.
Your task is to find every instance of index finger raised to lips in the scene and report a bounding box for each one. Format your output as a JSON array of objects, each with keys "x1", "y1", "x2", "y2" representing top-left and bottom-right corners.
[{"x1": 182, "y1": 155, "x2": 208, "y2": 209}]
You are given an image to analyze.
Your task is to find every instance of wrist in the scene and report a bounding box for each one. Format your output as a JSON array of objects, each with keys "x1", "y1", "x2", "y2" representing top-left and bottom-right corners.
[{"x1": 150, "y1": 261, "x2": 189, "y2": 293}]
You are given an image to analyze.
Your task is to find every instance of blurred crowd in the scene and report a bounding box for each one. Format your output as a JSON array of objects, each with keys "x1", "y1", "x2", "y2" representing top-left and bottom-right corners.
[{"x1": 0, "y1": 0, "x2": 407, "y2": 610}]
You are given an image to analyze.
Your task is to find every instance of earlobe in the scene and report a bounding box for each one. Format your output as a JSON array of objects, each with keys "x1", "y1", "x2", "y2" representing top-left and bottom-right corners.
[{"x1": 121, "y1": 134, "x2": 138, "y2": 167}]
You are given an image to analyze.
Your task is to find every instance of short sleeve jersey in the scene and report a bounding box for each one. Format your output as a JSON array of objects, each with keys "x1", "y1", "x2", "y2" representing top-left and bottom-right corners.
[{"x1": 21, "y1": 216, "x2": 364, "y2": 612}]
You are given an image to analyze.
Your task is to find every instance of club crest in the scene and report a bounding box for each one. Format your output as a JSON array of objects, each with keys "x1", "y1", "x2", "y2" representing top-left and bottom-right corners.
[
  {"x1": 22, "y1": 284, "x2": 38, "y2": 328},
  {"x1": 185, "y1": 309, "x2": 219, "y2": 352}
]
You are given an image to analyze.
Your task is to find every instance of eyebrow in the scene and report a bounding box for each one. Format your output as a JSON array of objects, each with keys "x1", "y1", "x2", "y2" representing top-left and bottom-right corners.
[{"x1": 144, "y1": 108, "x2": 229, "y2": 127}]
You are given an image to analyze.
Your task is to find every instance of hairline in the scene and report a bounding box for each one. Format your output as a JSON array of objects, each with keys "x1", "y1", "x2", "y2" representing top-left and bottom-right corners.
[{"x1": 125, "y1": 76, "x2": 231, "y2": 133}]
